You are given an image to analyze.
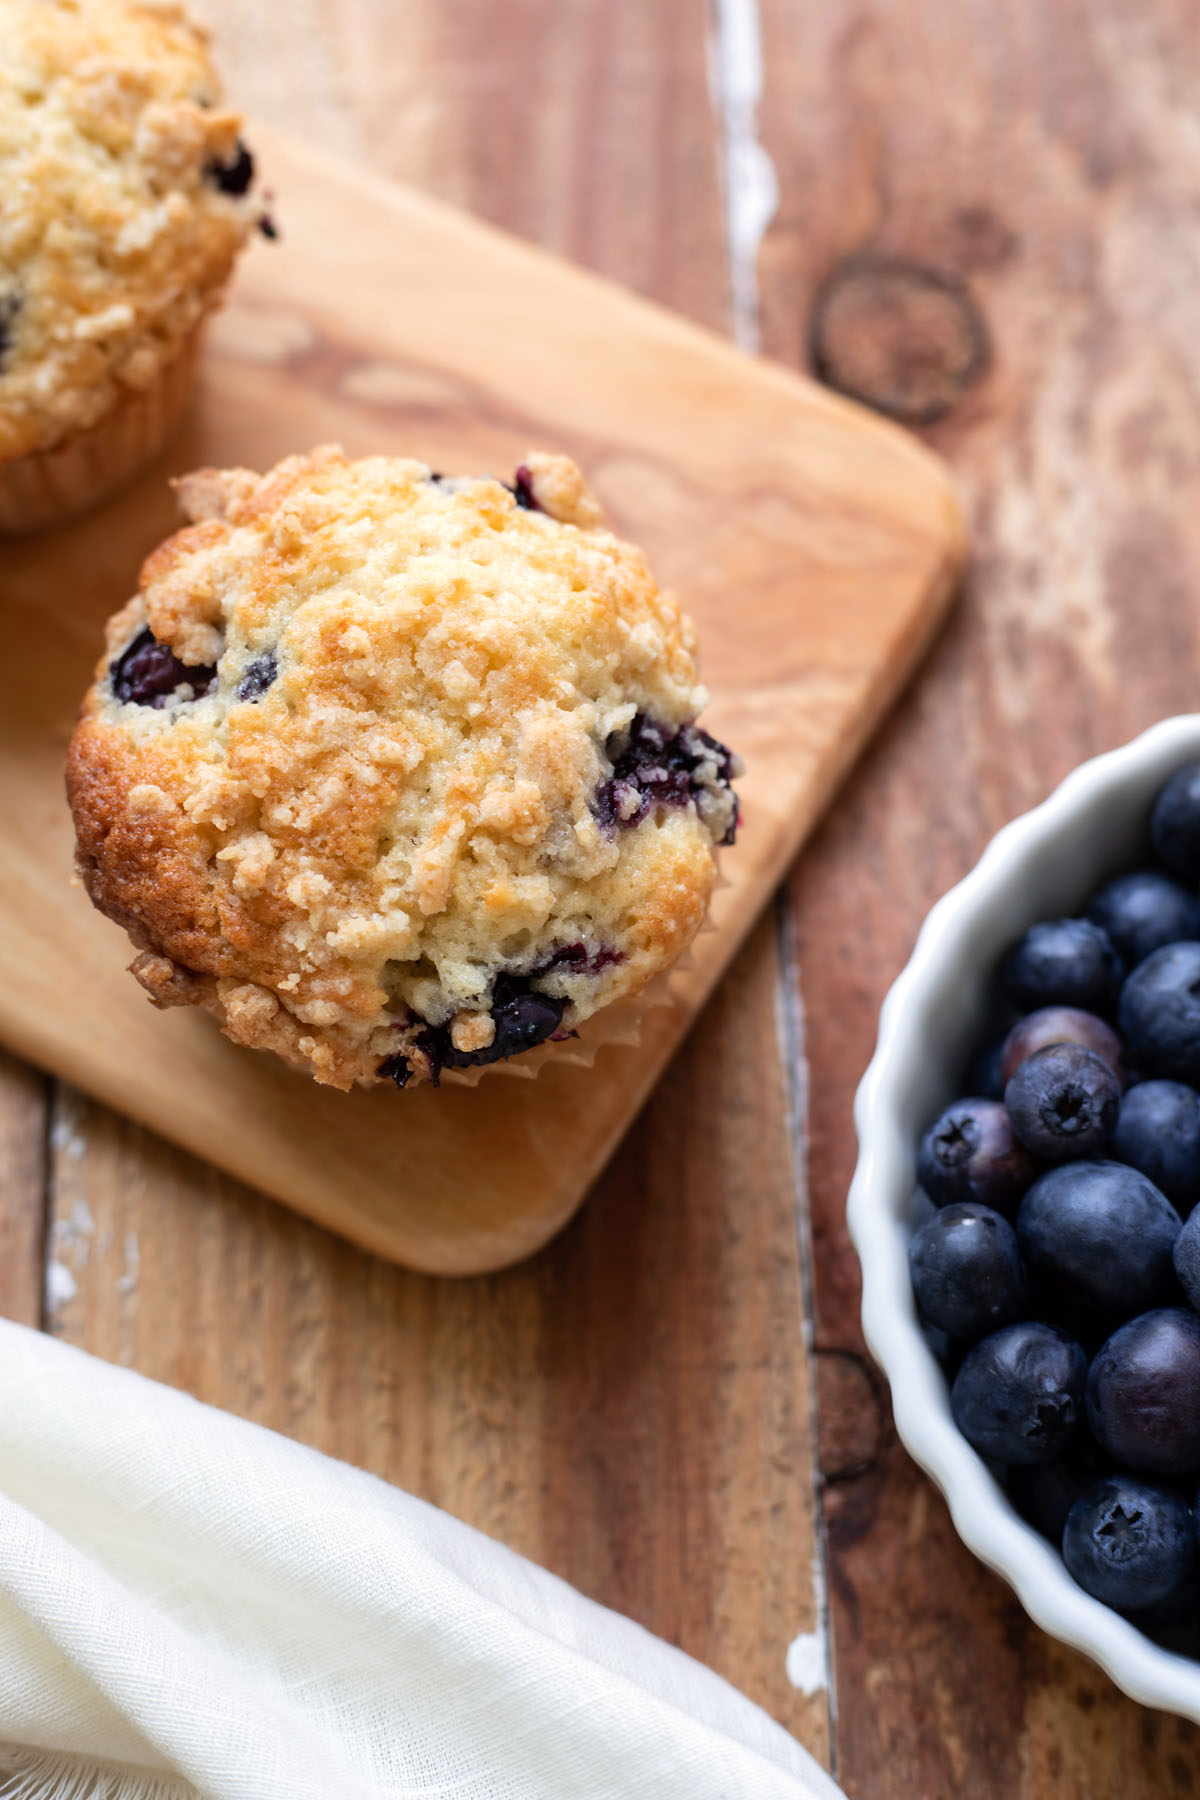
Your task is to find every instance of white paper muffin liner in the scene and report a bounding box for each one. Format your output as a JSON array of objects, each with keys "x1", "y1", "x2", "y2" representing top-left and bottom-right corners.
[{"x1": 0, "y1": 326, "x2": 201, "y2": 536}]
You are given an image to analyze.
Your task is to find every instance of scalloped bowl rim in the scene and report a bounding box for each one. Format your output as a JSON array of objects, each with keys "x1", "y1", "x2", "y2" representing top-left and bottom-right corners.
[{"x1": 849, "y1": 714, "x2": 1200, "y2": 1721}]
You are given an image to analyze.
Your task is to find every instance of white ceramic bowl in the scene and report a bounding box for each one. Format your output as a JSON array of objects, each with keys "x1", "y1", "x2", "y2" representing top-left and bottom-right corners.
[{"x1": 849, "y1": 714, "x2": 1200, "y2": 1720}]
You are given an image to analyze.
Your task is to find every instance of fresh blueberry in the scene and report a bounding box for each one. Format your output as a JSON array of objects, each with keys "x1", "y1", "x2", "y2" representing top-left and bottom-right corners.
[
  {"x1": 1111, "y1": 1081, "x2": 1200, "y2": 1214},
  {"x1": 1001, "y1": 919, "x2": 1124, "y2": 1017},
  {"x1": 1151, "y1": 762, "x2": 1200, "y2": 884},
  {"x1": 916, "y1": 1098, "x2": 1040, "y2": 1216},
  {"x1": 1087, "y1": 1310, "x2": 1200, "y2": 1474},
  {"x1": 1004, "y1": 1043, "x2": 1120, "y2": 1162},
  {"x1": 1016, "y1": 1161, "x2": 1180, "y2": 1321},
  {"x1": 908, "y1": 1203, "x2": 1027, "y2": 1340},
  {"x1": 1063, "y1": 1476, "x2": 1196, "y2": 1612},
  {"x1": 1006, "y1": 1445, "x2": 1111, "y2": 1543},
  {"x1": 1173, "y1": 1208, "x2": 1200, "y2": 1313},
  {"x1": 1089, "y1": 870, "x2": 1200, "y2": 967},
  {"x1": 1119, "y1": 942, "x2": 1200, "y2": 1084},
  {"x1": 236, "y1": 651, "x2": 277, "y2": 702},
  {"x1": 205, "y1": 137, "x2": 255, "y2": 196},
  {"x1": 1127, "y1": 1572, "x2": 1200, "y2": 1641},
  {"x1": 967, "y1": 1039, "x2": 1007, "y2": 1101},
  {"x1": 919, "y1": 1318, "x2": 959, "y2": 1375},
  {"x1": 950, "y1": 1321, "x2": 1086, "y2": 1465},
  {"x1": 999, "y1": 1007, "x2": 1125, "y2": 1088},
  {"x1": 110, "y1": 628, "x2": 216, "y2": 708}
]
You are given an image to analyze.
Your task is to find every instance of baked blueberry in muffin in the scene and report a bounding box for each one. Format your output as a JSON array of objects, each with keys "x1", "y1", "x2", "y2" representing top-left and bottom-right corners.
[
  {"x1": 0, "y1": 0, "x2": 266, "y2": 531},
  {"x1": 67, "y1": 448, "x2": 740, "y2": 1088}
]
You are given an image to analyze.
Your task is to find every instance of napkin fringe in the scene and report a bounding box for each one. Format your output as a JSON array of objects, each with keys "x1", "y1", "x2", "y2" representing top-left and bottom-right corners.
[{"x1": 0, "y1": 1747, "x2": 197, "y2": 1800}]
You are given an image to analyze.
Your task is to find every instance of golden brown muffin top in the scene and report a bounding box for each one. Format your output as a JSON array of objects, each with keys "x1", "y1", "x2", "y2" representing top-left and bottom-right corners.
[
  {"x1": 0, "y1": 0, "x2": 261, "y2": 461},
  {"x1": 67, "y1": 450, "x2": 740, "y2": 1088}
]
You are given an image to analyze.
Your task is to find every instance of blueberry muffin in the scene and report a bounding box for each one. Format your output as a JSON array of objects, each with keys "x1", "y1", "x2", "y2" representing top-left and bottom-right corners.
[
  {"x1": 0, "y1": 0, "x2": 268, "y2": 533},
  {"x1": 66, "y1": 448, "x2": 740, "y2": 1089}
]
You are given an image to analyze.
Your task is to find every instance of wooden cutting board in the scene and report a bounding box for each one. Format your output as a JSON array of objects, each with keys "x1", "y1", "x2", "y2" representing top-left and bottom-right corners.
[{"x1": 0, "y1": 125, "x2": 964, "y2": 1275}]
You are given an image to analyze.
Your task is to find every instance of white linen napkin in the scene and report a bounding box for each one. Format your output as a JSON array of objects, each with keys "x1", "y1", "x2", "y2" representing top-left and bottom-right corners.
[{"x1": 0, "y1": 1320, "x2": 842, "y2": 1800}]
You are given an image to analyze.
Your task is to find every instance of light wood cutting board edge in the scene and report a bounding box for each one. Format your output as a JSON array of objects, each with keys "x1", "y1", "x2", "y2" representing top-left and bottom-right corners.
[{"x1": 0, "y1": 126, "x2": 967, "y2": 1274}]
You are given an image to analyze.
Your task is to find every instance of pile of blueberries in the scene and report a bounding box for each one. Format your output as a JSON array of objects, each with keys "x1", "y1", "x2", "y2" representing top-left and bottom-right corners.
[{"x1": 911, "y1": 761, "x2": 1200, "y2": 1638}]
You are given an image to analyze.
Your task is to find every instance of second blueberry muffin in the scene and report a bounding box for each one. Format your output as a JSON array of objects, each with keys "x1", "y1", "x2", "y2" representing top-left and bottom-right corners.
[
  {"x1": 0, "y1": 0, "x2": 266, "y2": 532},
  {"x1": 67, "y1": 448, "x2": 739, "y2": 1088}
]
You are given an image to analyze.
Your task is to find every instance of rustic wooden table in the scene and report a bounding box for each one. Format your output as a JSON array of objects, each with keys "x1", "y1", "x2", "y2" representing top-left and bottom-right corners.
[{"x1": 5, "y1": 2, "x2": 1200, "y2": 1794}]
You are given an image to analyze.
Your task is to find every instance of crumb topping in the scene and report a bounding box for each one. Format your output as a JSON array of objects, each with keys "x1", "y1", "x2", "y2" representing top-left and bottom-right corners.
[
  {"x1": 0, "y1": 0, "x2": 259, "y2": 460},
  {"x1": 67, "y1": 449, "x2": 739, "y2": 1087}
]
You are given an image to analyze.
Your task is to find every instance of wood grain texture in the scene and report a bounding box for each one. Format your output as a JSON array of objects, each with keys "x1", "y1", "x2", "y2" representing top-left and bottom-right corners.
[
  {"x1": 756, "y1": 0, "x2": 1200, "y2": 1793},
  {"x1": 0, "y1": 122, "x2": 960, "y2": 1275},
  {"x1": 14, "y1": 1, "x2": 1195, "y2": 1790},
  {"x1": 0, "y1": 1055, "x2": 45, "y2": 1331},
  {"x1": 46, "y1": 914, "x2": 828, "y2": 1744},
  {"x1": 33, "y1": 0, "x2": 838, "y2": 1764}
]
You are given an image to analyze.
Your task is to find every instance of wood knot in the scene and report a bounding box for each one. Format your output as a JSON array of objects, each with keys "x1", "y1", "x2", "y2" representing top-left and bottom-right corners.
[
  {"x1": 811, "y1": 254, "x2": 990, "y2": 425},
  {"x1": 814, "y1": 1346, "x2": 889, "y2": 1483}
]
